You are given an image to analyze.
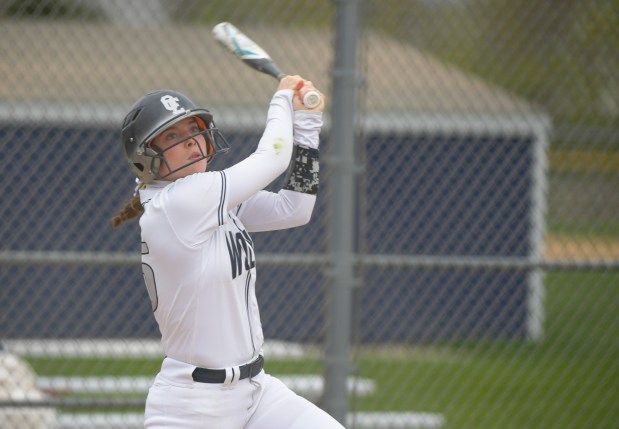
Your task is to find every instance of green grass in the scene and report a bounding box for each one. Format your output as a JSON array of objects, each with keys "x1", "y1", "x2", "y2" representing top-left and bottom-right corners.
[
  {"x1": 27, "y1": 272, "x2": 619, "y2": 428},
  {"x1": 26, "y1": 358, "x2": 161, "y2": 377},
  {"x1": 348, "y1": 271, "x2": 619, "y2": 429}
]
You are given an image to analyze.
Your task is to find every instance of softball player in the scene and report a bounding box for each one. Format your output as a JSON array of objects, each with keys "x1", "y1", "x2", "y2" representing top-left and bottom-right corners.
[{"x1": 113, "y1": 76, "x2": 345, "y2": 429}]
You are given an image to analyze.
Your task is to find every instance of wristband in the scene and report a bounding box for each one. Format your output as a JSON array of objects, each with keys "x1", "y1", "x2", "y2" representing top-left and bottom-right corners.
[{"x1": 283, "y1": 145, "x2": 319, "y2": 195}]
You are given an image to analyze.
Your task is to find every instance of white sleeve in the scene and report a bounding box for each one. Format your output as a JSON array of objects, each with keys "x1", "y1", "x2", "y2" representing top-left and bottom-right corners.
[
  {"x1": 225, "y1": 89, "x2": 295, "y2": 209},
  {"x1": 293, "y1": 111, "x2": 323, "y2": 149},
  {"x1": 233, "y1": 111, "x2": 323, "y2": 232},
  {"x1": 235, "y1": 189, "x2": 316, "y2": 232}
]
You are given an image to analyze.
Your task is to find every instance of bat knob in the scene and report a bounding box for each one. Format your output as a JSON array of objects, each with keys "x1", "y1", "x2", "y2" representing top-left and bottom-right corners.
[{"x1": 303, "y1": 91, "x2": 321, "y2": 109}]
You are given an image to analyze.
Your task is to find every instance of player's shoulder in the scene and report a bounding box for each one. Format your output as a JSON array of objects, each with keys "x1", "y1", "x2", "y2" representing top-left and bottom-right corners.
[
  {"x1": 140, "y1": 172, "x2": 228, "y2": 221},
  {"x1": 164, "y1": 171, "x2": 228, "y2": 218},
  {"x1": 167, "y1": 171, "x2": 227, "y2": 197}
]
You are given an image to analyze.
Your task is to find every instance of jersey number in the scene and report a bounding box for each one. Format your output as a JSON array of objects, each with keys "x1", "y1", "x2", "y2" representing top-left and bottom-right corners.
[{"x1": 141, "y1": 242, "x2": 158, "y2": 312}]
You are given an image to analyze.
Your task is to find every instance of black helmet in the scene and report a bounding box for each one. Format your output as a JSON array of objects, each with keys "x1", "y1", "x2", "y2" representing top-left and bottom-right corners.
[{"x1": 121, "y1": 90, "x2": 230, "y2": 182}]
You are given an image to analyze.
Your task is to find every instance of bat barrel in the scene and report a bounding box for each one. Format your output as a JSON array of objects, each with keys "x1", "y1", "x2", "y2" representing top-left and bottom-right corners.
[{"x1": 213, "y1": 22, "x2": 322, "y2": 108}]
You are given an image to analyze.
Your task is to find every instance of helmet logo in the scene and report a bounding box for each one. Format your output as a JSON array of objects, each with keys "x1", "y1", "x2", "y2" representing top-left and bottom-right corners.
[{"x1": 160, "y1": 95, "x2": 186, "y2": 115}]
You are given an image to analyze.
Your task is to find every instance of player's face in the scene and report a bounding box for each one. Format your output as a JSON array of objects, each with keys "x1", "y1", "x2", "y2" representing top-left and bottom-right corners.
[{"x1": 152, "y1": 117, "x2": 211, "y2": 181}]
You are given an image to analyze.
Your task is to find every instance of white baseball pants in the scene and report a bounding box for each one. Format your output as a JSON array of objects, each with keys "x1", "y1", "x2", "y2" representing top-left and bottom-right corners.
[{"x1": 144, "y1": 357, "x2": 346, "y2": 429}]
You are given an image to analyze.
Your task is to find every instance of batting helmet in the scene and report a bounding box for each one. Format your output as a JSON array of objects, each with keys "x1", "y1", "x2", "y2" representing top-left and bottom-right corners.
[{"x1": 121, "y1": 90, "x2": 230, "y2": 182}]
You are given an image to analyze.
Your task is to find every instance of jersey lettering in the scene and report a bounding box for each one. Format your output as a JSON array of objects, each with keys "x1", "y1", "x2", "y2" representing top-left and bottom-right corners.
[{"x1": 225, "y1": 230, "x2": 256, "y2": 279}]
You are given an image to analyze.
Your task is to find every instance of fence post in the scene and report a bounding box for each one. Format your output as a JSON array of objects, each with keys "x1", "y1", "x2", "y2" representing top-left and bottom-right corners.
[{"x1": 323, "y1": 0, "x2": 362, "y2": 424}]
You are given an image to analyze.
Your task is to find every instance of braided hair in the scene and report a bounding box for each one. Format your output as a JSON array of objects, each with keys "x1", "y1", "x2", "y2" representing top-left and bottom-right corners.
[{"x1": 111, "y1": 196, "x2": 144, "y2": 228}]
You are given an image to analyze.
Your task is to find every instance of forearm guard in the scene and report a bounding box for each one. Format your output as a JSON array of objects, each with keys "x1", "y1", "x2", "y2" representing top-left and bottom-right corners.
[{"x1": 283, "y1": 145, "x2": 319, "y2": 195}]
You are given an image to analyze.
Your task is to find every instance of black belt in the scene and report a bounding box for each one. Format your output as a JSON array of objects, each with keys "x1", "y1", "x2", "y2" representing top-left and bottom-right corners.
[{"x1": 191, "y1": 355, "x2": 264, "y2": 384}]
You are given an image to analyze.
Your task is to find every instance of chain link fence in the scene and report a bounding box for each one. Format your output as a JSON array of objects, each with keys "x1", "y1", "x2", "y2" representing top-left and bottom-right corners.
[{"x1": 1, "y1": 0, "x2": 617, "y2": 428}]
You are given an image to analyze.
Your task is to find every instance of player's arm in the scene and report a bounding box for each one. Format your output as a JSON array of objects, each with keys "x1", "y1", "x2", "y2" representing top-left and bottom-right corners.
[
  {"x1": 224, "y1": 79, "x2": 300, "y2": 209},
  {"x1": 235, "y1": 110, "x2": 323, "y2": 232},
  {"x1": 233, "y1": 189, "x2": 314, "y2": 232}
]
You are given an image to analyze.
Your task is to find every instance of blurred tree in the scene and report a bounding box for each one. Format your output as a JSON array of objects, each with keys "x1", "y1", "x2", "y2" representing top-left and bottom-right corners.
[
  {"x1": 1, "y1": 0, "x2": 99, "y2": 19},
  {"x1": 370, "y1": 0, "x2": 618, "y2": 147}
]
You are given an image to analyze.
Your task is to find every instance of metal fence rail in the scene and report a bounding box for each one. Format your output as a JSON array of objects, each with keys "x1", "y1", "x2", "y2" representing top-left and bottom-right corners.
[{"x1": 2, "y1": 251, "x2": 619, "y2": 271}]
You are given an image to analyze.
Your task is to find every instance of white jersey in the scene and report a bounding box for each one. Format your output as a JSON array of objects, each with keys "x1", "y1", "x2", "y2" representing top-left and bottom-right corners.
[{"x1": 138, "y1": 90, "x2": 322, "y2": 369}]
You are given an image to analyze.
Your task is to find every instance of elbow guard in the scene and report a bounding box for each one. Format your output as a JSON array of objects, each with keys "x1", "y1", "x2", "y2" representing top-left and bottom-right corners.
[{"x1": 283, "y1": 145, "x2": 319, "y2": 195}]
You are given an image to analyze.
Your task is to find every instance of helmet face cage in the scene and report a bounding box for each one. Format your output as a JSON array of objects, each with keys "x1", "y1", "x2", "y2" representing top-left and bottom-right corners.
[
  {"x1": 147, "y1": 125, "x2": 230, "y2": 180},
  {"x1": 121, "y1": 90, "x2": 230, "y2": 183}
]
